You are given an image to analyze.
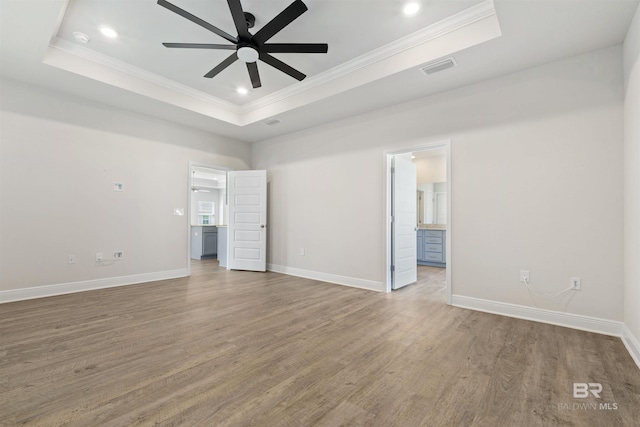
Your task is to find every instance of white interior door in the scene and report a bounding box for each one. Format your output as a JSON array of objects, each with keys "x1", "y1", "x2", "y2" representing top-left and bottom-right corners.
[
  {"x1": 392, "y1": 154, "x2": 417, "y2": 289},
  {"x1": 227, "y1": 170, "x2": 267, "y2": 272}
]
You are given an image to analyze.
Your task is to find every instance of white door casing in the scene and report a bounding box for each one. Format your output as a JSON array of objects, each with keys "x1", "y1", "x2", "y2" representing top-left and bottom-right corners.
[
  {"x1": 392, "y1": 154, "x2": 417, "y2": 289},
  {"x1": 227, "y1": 170, "x2": 267, "y2": 272}
]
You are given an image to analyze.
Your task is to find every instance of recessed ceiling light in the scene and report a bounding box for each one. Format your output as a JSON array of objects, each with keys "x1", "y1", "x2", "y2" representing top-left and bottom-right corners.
[
  {"x1": 72, "y1": 32, "x2": 90, "y2": 43},
  {"x1": 403, "y1": 2, "x2": 420, "y2": 16},
  {"x1": 236, "y1": 87, "x2": 249, "y2": 95},
  {"x1": 99, "y1": 26, "x2": 118, "y2": 38}
]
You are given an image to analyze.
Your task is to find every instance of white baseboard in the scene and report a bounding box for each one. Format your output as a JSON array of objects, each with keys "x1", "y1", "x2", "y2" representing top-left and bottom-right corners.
[
  {"x1": 622, "y1": 324, "x2": 640, "y2": 370},
  {"x1": 267, "y1": 264, "x2": 384, "y2": 292},
  {"x1": 0, "y1": 269, "x2": 189, "y2": 303},
  {"x1": 451, "y1": 295, "x2": 623, "y2": 337}
]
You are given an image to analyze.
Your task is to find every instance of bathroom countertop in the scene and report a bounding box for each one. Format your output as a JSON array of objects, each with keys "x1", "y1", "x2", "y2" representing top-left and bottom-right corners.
[{"x1": 418, "y1": 225, "x2": 447, "y2": 230}]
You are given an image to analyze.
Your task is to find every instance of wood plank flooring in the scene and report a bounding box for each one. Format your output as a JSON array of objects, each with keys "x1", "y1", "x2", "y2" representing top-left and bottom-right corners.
[{"x1": 1, "y1": 262, "x2": 639, "y2": 426}]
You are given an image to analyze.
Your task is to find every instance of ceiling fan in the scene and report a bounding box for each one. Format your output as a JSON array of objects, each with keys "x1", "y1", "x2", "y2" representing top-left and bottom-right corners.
[{"x1": 157, "y1": 0, "x2": 329, "y2": 89}]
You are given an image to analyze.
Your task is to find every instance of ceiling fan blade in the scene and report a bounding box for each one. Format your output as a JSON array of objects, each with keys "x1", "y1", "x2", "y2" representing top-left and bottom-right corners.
[
  {"x1": 204, "y1": 53, "x2": 238, "y2": 78},
  {"x1": 252, "y1": 0, "x2": 307, "y2": 45},
  {"x1": 247, "y1": 62, "x2": 262, "y2": 88},
  {"x1": 157, "y1": 0, "x2": 237, "y2": 44},
  {"x1": 227, "y1": 0, "x2": 251, "y2": 40},
  {"x1": 163, "y1": 43, "x2": 236, "y2": 50},
  {"x1": 263, "y1": 43, "x2": 328, "y2": 54},
  {"x1": 259, "y1": 52, "x2": 306, "y2": 81}
]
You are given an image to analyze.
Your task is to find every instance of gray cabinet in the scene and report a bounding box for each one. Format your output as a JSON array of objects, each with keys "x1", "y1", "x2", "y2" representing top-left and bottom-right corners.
[
  {"x1": 417, "y1": 229, "x2": 446, "y2": 267},
  {"x1": 191, "y1": 226, "x2": 218, "y2": 259}
]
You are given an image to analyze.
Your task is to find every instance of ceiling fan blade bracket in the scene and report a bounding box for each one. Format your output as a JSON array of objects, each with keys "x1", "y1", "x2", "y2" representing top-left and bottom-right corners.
[
  {"x1": 157, "y1": 0, "x2": 238, "y2": 43},
  {"x1": 263, "y1": 43, "x2": 328, "y2": 54},
  {"x1": 259, "y1": 52, "x2": 306, "y2": 81},
  {"x1": 227, "y1": 0, "x2": 251, "y2": 40},
  {"x1": 204, "y1": 52, "x2": 239, "y2": 78},
  {"x1": 162, "y1": 43, "x2": 236, "y2": 50},
  {"x1": 252, "y1": 0, "x2": 308, "y2": 45},
  {"x1": 247, "y1": 62, "x2": 262, "y2": 88}
]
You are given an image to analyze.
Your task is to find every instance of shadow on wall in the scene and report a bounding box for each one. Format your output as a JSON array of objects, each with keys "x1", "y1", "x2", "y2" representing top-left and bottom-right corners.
[
  {"x1": 0, "y1": 78, "x2": 250, "y2": 162},
  {"x1": 254, "y1": 46, "x2": 623, "y2": 166}
]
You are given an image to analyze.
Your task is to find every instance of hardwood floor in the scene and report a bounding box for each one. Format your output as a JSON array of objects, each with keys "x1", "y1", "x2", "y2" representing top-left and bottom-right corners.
[{"x1": 1, "y1": 262, "x2": 639, "y2": 426}]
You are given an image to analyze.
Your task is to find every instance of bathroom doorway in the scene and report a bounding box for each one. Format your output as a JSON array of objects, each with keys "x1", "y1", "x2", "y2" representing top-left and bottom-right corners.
[{"x1": 385, "y1": 140, "x2": 452, "y2": 304}]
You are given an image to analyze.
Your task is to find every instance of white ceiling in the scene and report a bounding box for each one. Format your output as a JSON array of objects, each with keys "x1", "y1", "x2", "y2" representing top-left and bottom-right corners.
[{"x1": 1, "y1": 0, "x2": 638, "y2": 143}]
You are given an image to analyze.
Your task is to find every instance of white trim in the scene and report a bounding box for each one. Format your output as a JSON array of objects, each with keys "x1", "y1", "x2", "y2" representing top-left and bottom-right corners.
[
  {"x1": 0, "y1": 269, "x2": 188, "y2": 303},
  {"x1": 452, "y1": 295, "x2": 623, "y2": 337},
  {"x1": 384, "y1": 139, "x2": 452, "y2": 303},
  {"x1": 242, "y1": 0, "x2": 498, "y2": 114},
  {"x1": 48, "y1": 37, "x2": 241, "y2": 115},
  {"x1": 267, "y1": 264, "x2": 384, "y2": 292},
  {"x1": 622, "y1": 324, "x2": 640, "y2": 370}
]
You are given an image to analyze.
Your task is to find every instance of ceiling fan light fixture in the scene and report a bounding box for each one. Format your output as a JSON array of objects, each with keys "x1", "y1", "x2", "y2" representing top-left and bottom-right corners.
[{"x1": 237, "y1": 46, "x2": 259, "y2": 63}]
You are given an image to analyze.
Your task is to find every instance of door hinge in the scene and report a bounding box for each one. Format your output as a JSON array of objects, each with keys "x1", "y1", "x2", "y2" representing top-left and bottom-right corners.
[{"x1": 391, "y1": 265, "x2": 395, "y2": 272}]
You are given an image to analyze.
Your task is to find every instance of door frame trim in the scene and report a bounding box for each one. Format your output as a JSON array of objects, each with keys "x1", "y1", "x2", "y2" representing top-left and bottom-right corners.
[{"x1": 384, "y1": 139, "x2": 452, "y2": 304}]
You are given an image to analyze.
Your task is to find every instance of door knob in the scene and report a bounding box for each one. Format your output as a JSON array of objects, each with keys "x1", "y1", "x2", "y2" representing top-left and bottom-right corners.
[{"x1": 260, "y1": 224, "x2": 265, "y2": 228}]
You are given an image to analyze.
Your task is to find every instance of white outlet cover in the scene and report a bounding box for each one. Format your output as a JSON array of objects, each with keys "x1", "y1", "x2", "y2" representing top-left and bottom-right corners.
[
  {"x1": 113, "y1": 182, "x2": 124, "y2": 191},
  {"x1": 174, "y1": 208, "x2": 185, "y2": 216}
]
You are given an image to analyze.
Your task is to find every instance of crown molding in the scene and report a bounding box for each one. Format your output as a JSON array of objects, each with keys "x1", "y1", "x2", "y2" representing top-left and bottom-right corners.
[
  {"x1": 44, "y1": 0, "x2": 497, "y2": 127},
  {"x1": 238, "y1": 0, "x2": 498, "y2": 116},
  {"x1": 47, "y1": 37, "x2": 242, "y2": 115}
]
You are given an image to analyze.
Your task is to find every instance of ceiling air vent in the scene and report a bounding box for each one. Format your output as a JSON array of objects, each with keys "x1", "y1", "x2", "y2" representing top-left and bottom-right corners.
[
  {"x1": 263, "y1": 118, "x2": 281, "y2": 126},
  {"x1": 420, "y1": 57, "x2": 457, "y2": 75}
]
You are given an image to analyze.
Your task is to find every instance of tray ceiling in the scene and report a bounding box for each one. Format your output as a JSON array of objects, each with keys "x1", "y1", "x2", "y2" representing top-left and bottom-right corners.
[
  {"x1": 1, "y1": 0, "x2": 638, "y2": 141},
  {"x1": 44, "y1": 0, "x2": 500, "y2": 125}
]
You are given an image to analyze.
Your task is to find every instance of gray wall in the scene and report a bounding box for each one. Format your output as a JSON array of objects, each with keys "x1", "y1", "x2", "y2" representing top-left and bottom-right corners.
[
  {"x1": 253, "y1": 46, "x2": 624, "y2": 321},
  {"x1": 623, "y1": 5, "x2": 640, "y2": 350},
  {"x1": 0, "y1": 79, "x2": 250, "y2": 292}
]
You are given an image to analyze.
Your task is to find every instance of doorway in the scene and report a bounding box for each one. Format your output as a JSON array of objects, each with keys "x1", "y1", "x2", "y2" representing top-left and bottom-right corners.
[
  {"x1": 187, "y1": 162, "x2": 230, "y2": 275},
  {"x1": 385, "y1": 140, "x2": 452, "y2": 303}
]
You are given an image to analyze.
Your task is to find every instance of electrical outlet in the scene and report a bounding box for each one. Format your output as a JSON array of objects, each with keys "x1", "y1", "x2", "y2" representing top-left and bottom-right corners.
[
  {"x1": 113, "y1": 251, "x2": 124, "y2": 260},
  {"x1": 95, "y1": 252, "x2": 103, "y2": 262},
  {"x1": 520, "y1": 270, "x2": 530, "y2": 283},
  {"x1": 571, "y1": 277, "x2": 581, "y2": 291},
  {"x1": 68, "y1": 255, "x2": 76, "y2": 264},
  {"x1": 300, "y1": 248, "x2": 305, "y2": 256}
]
